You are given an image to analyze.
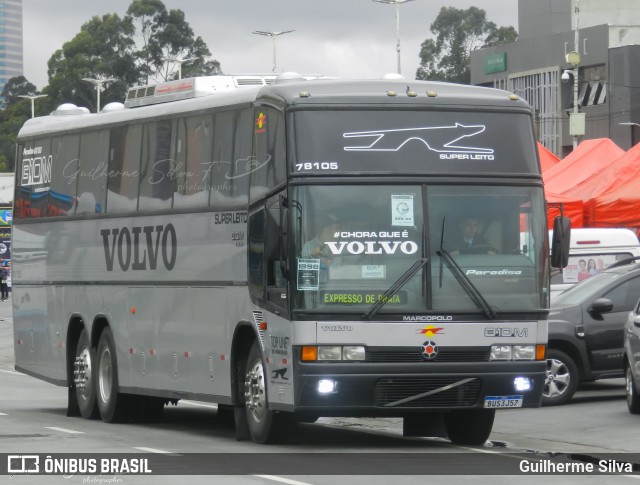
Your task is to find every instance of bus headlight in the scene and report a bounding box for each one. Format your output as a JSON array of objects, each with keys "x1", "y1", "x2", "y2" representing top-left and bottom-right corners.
[
  {"x1": 490, "y1": 345, "x2": 512, "y2": 360},
  {"x1": 318, "y1": 346, "x2": 342, "y2": 361},
  {"x1": 343, "y1": 346, "x2": 365, "y2": 361},
  {"x1": 513, "y1": 345, "x2": 535, "y2": 360},
  {"x1": 302, "y1": 345, "x2": 366, "y2": 361}
]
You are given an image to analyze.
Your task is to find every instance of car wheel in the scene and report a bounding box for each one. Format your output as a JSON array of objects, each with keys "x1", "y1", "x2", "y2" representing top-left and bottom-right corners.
[
  {"x1": 543, "y1": 349, "x2": 579, "y2": 406},
  {"x1": 626, "y1": 365, "x2": 640, "y2": 415}
]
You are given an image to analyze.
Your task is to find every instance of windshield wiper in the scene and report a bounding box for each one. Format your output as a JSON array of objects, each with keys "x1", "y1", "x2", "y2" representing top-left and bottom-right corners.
[
  {"x1": 362, "y1": 258, "x2": 429, "y2": 320},
  {"x1": 438, "y1": 217, "x2": 496, "y2": 319}
]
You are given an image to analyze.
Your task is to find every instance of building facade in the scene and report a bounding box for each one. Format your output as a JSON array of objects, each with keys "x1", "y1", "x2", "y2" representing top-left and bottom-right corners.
[
  {"x1": 0, "y1": 0, "x2": 22, "y2": 101},
  {"x1": 471, "y1": 0, "x2": 640, "y2": 156}
]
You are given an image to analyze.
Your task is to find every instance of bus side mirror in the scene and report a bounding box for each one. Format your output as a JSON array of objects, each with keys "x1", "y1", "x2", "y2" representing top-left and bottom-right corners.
[{"x1": 551, "y1": 216, "x2": 571, "y2": 268}]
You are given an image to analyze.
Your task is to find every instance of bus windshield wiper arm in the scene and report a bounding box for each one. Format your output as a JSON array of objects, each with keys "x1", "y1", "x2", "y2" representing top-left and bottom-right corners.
[
  {"x1": 362, "y1": 258, "x2": 429, "y2": 320},
  {"x1": 437, "y1": 248, "x2": 496, "y2": 319}
]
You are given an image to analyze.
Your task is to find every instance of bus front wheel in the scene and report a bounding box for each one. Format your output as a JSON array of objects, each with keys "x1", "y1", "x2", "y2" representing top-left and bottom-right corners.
[
  {"x1": 96, "y1": 327, "x2": 131, "y2": 423},
  {"x1": 444, "y1": 409, "x2": 495, "y2": 445},
  {"x1": 243, "y1": 341, "x2": 292, "y2": 443}
]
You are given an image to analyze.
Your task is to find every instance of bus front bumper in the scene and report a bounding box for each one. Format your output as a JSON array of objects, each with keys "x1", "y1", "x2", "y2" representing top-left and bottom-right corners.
[{"x1": 292, "y1": 360, "x2": 546, "y2": 415}]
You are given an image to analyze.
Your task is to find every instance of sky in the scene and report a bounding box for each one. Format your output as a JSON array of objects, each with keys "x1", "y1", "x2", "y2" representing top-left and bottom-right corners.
[{"x1": 22, "y1": 0, "x2": 518, "y2": 90}]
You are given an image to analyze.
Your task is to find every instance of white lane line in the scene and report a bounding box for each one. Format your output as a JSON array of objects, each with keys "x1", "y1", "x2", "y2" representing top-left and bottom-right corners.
[
  {"x1": 44, "y1": 426, "x2": 84, "y2": 434},
  {"x1": 133, "y1": 447, "x2": 175, "y2": 455},
  {"x1": 179, "y1": 400, "x2": 218, "y2": 409},
  {"x1": 254, "y1": 476, "x2": 314, "y2": 485},
  {"x1": 0, "y1": 368, "x2": 22, "y2": 376},
  {"x1": 0, "y1": 412, "x2": 7, "y2": 415}
]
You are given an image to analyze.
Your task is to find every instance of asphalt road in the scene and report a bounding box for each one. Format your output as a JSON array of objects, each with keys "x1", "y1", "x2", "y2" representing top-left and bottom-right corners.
[{"x1": 1, "y1": 299, "x2": 639, "y2": 484}]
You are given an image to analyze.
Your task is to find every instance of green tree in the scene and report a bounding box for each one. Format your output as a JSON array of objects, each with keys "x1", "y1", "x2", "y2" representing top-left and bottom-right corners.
[
  {"x1": 45, "y1": 13, "x2": 138, "y2": 111},
  {"x1": 1, "y1": 76, "x2": 38, "y2": 108},
  {"x1": 416, "y1": 7, "x2": 517, "y2": 84},
  {"x1": 0, "y1": 100, "x2": 31, "y2": 171},
  {"x1": 127, "y1": 0, "x2": 221, "y2": 82}
]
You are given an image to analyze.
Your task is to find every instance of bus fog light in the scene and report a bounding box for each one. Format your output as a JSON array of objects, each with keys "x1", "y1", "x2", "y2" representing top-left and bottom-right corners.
[
  {"x1": 490, "y1": 345, "x2": 512, "y2": 360},
  {"x1": 343, "y1": 346, "x2": 365, "y2": 361},
  {"x1": 318, "y1": 379, "x2": 337, "y2": 394},
  {"x1": 318, "y1": 346, "x2": 342, "y2": 361},
  {"x1": 513, "y1": 345, "x2": 535, "y2": 360},
  {"x1": 514, "y1": 377, "x2": 532, "y2": 391}
]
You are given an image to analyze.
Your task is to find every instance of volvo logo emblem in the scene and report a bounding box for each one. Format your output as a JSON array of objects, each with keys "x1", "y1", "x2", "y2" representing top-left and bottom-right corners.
[{"x1": 421, "y1": 341, "x2": 438, "y2": 361}]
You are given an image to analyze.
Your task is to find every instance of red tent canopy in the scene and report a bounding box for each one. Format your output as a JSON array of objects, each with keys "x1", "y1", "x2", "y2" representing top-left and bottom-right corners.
[
  {"x1": 537, "y1": 142, "x2": 560, "y2": 172},
  {"x1": 546, "y1": 191, "x2": 584, "y2": 229},
  {"x1": 587, "y1": 159, "x2": 640, "y2": 232},
  {"x1": 562, "y1": 142, "x2": 640, "y2": 205},
  {"x1": 543, "y1": 138, "x2": 624, "y2": 195}
]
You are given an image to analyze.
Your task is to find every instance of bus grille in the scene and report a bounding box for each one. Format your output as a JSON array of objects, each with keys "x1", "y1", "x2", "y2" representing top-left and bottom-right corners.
[
  {"x1": 375, "y1": 377, "x2": 481, "y2": 408},
  {"x1": 366, "y1": 347, "x2": 490, "y2": 363}
]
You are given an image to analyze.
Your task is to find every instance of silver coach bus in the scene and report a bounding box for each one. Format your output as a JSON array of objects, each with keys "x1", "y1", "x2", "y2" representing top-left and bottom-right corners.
[{"x1": 13, "y1": 74, "x2": 557, "y2": 445}]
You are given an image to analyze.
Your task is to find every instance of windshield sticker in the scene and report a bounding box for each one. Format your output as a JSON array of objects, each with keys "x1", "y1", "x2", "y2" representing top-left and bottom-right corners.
[
  {"x1": 297, "y1": 258, "x2": 320, "y2": 291},
  {"x1": 321, "y1": 290, "x2": 407, "y2": 305},
  {"x1": 391, "y1": 194, "x2": 414, "y2": 226},
  {"x1": 342, "y1": 123, "x2": 495, "y2": 160},
  {"x1": 362, "y1": 265, "x2": 386, "y2": 279}
]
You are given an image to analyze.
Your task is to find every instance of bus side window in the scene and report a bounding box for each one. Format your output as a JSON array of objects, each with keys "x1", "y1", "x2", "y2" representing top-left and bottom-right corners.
[
  {"x1": 265, "y1": 192, "x2": 289, "y2": 315},
  {"x1": 77, "y1": 130, "x2": 108, "y2": 214},
  {"x1": 248, "y1": 208, "x2": 265, "y2": 304},
  {"x1": 106, "y1": 124, "x2": 142, "y2": 213},
  {"x1": 49, "y1": 134, "x2": 79, "y2": 217}
]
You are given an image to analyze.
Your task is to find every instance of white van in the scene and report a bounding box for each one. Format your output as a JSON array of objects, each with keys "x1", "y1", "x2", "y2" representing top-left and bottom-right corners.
[{"x1": 550, "y1": 227, "x2": 640, "y2": 299}]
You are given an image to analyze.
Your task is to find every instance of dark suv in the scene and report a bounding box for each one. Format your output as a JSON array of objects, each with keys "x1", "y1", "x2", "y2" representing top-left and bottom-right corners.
[{"x1": 545, "y1": 262, "x2": 640, "y2": 405}]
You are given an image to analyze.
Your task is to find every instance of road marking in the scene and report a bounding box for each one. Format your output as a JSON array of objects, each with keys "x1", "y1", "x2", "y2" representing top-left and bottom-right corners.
[
  {"x1": 254, "y1": 476, "x2": 314, "y2": 485},
  {"x1": 180, "y1": 400, "x2": 218, "y2": 409},
  {"x1": 0, "y1": 369, "x2": 22, "y2": 376},
  {"x1": 45, "y1": 426, "x2": 84, "y2": 434},
  {"x1": 0, "y1": 412, "x2": 7, "y2": 415},
  {"x1": 133, "y1": 447, "x2": 175, "y2": 455}
]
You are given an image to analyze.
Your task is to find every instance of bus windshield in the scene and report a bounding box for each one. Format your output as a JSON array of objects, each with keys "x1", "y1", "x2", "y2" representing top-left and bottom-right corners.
[{"x1": 292, "y1": 184, "x2": 548, "y2": 314}]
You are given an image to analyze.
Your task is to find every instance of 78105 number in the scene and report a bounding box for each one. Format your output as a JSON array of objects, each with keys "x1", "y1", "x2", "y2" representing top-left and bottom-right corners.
[{"x1": 296, "y1": 162, "x2": 339, "y2": 171}]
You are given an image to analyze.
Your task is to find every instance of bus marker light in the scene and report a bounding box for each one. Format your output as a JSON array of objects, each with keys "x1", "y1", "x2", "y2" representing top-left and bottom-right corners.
[
  {"x1": 318, "y1": 379, "x2": 337, "y2": 394},
  {"x1": 536, "y1": 345, "x2": 546, "y2": 360},
  {"x1": 130, "y1": 307, "x2": 136, "y2": 314},
  {"x1": 259, "y1": 321, "x2": 267, "y2": 331},
  {"x1": 301, "y1": 346, "x2": 318, "y2": 361}
]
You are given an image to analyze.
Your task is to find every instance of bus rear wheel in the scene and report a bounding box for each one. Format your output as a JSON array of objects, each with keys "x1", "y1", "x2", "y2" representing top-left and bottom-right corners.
[
  {"x1": 74, "y1": 329, "x2": 99, "y2": 419},
  {"x1": 96, "y1": 327, "x2": 132, "y2": 423},
  {"x1": 243, "y1": 341, "x2": 292, "y2": 443},
  {"x1": 444, "y1": 409, "x2": 495, "y2": 445}
]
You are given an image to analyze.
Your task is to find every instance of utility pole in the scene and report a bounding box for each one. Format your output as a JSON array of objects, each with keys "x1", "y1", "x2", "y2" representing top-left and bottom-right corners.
[
  {"x1": 252, "y1": 30, "x2": 295, "y2": 73},
  {"x1": 162, "y1": 57, "x2": 197, "y2": 80},
  {"x1": 18, "y1": 94, "x2": 47, "y2": 118},
  {"x1": 82, "y1": 78, "x2": 116, "y2": 113},
  {"x1": 567, "y1": 0, "x2": 583, "y2": 149},
  {"x1": 372, "y1": 0, "x2": 415, "y2": 75}
]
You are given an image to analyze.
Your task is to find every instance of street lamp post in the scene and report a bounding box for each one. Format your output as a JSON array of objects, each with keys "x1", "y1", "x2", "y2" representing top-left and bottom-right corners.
[
  {"x1": 82, "y1": 78, "x2": 116, "y2": 113},
  {"x1": 567, "y1": 0, "x2": 583, "y2": 149},
  {"x1": 162, "y1": 57, "x2": 197, "y2": 80},
  {"x1": 620, "y1": 122, "x2": 640, "y2": 147},
  {"x1": 372, "y1": 0, "x2": 415, "y2": 75},
  {"x1": 18, "y1": 94, "x2": 47, "y2": 118},
  {"x1": 252, "y1": 30, "x2": 295, "y2": 73}
]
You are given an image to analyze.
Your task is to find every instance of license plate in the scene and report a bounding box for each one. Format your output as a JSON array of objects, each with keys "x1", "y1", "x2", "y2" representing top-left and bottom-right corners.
[{"x1": 484, "y1": 395, "x2": 523, "y2": 408}]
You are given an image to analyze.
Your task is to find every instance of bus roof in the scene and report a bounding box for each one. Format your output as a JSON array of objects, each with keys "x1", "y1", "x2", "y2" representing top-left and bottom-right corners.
[{"x1": 17, "y1": 74, "x2": 531, "y2": 139}]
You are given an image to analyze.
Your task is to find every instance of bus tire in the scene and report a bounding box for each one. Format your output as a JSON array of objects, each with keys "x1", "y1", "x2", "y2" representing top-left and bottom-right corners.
[
  {"x1": 444, "y1": 409, "x2": 495, "y2": 445},
  {"x1": 74, "y1": 328, "x2": 99, "y2": 419},
  {"x1": 244, "y1": 341, "x2": 291, "y2": 444},
  {"x1": 95, "y1": 327, "x2": 132, "y2": 423}
]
